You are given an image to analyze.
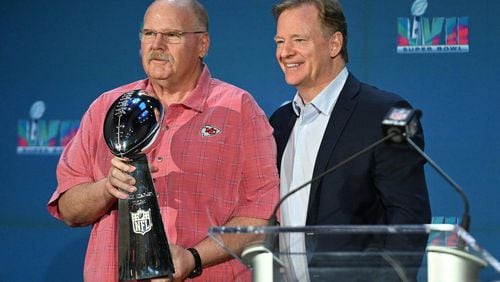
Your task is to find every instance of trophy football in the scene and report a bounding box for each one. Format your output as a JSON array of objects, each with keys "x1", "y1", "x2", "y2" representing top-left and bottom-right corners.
[{"x1": 103, "y1": 90, "x2": 175, "y2": 280}]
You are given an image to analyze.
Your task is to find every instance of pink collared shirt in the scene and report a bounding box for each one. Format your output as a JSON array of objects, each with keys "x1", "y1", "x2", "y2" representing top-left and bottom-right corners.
[{"x1": 48, "y1": 66, "x2": 279, "y2": 281}]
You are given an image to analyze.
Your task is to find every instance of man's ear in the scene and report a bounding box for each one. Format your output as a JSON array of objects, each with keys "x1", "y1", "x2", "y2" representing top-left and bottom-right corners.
[
  {"x1": 198, "y1": 33, "x2": 210, "y2": 58},
  {"x1": 329, "y1": 31, "x2": 343, "y2": 58}
]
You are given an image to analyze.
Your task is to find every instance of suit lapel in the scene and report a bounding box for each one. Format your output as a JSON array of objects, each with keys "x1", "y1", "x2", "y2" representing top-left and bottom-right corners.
[
  {"x1": 306, "y1": 74, "x2": 361, "y2": 224},
  {"x1": 274, "y1": 104, "x2": 298, "y2": 172}
]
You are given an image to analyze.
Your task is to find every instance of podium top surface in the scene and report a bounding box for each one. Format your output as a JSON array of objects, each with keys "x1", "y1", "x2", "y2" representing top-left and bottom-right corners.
[
  {"x1": 210, "y1": 223, "x2": 456, "y2": 235},
  {"x1": 208, "y1": 224, "x2": 500, "y2": 275}
]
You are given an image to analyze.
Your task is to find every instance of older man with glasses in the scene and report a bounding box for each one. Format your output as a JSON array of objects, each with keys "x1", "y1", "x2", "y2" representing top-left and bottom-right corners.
[{"x1": 47, "y1": 0, "x2": 279, "y2": 281}]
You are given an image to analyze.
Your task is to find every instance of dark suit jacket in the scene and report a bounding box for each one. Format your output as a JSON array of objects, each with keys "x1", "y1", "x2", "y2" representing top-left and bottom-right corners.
[{"x1": 269, "y1": 73, "x2": 431, "y2": 253}]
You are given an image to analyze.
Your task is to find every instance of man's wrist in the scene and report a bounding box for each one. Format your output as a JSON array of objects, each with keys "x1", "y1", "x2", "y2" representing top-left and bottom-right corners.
[{"x1": 187, "y1": 247, "x2": 202, "y2": 278}]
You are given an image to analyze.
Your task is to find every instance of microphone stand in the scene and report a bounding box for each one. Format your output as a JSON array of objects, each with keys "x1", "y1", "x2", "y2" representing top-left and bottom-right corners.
[
  {"x1": 382, "y1": 107, "x2": 470, "y2": 233},
  {"x1": 404, "y1": 135, "x2": 491, "y2": 281},
  {"x1": 405, "y1": 136, "x2": 470, "y2": 233}
]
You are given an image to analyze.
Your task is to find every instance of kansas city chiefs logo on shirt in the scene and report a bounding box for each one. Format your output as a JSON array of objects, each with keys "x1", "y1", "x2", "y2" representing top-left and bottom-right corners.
[{"x1": 200, "y1": 125, "x2": 221, "y2": 137}]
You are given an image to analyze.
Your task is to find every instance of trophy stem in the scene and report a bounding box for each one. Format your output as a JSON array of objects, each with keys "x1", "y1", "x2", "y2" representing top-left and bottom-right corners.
[{"x1": 118, "y1": 154, "x2": 175, "y2": 281}]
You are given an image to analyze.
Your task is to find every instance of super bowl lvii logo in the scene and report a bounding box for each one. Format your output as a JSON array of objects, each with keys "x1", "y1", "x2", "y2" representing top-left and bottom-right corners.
[
  {"x1": 17, "y1": 100, "x2": 79, "y2": 155},
  {"x1": 397, "y1": 0, "x2": 469, "y2": 54}
]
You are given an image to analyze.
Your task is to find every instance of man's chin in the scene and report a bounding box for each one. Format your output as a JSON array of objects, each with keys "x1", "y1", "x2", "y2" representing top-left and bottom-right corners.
[
  {"x1": 285, "y1": 78, "x2": 301, "y2": 87},
  {"x1": 147, "y1": 69, "x2": 173, "y2": 80},
  {"x1": 148, "y1": 74, "x2": 173, "y2": 83}
]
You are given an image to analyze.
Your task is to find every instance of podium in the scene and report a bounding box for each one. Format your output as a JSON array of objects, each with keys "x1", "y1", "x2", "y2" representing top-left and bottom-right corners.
[{"x1": 208, "y1": 224, "x2": 500, "y2": 281}]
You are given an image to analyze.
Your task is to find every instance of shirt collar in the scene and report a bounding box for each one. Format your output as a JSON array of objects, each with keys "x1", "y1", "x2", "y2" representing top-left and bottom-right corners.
[
  {"x1": 292, "y1": 67, "x2": 349, "y2": 117},
  {"x1": 181, "y1": 64, "x2": 210, "y2": 113}
]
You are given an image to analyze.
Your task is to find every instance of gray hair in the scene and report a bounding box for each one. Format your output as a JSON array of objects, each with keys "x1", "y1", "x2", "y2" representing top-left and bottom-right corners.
[{"x1": 147, "y1": 0, "x2": 209, "y2": 31}]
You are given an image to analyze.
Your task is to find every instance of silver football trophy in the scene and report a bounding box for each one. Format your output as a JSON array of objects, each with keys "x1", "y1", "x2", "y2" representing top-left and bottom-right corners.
[{"x1": 103, "y1": 90, "x2": 175, "y2": 280}]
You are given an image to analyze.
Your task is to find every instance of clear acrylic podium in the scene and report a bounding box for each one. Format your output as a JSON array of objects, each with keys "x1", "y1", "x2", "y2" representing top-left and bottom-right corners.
[{"x1": 208, "y1": 224, "x2": 500, "y2": 282}]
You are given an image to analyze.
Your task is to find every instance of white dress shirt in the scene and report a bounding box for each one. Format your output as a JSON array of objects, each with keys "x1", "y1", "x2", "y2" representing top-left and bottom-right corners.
[{"x1": 279, "y1": 67, "x2": 348, "y2": 281}]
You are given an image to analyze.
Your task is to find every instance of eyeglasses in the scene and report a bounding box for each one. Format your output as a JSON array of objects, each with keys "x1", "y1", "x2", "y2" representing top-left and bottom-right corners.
[{"x1": 139, "y1": 29, "x2": 206, "y2": 44}]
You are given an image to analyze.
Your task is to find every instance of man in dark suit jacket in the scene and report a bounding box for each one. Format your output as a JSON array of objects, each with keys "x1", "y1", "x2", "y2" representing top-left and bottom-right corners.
[{"x1": 269, "y1": 0, "x2": 431, "y2": 280}]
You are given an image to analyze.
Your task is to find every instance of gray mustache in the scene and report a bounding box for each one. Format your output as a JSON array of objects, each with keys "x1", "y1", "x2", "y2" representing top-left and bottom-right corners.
[{"x1": 148, "y1": 51, "x2": 171, "y2": 62}]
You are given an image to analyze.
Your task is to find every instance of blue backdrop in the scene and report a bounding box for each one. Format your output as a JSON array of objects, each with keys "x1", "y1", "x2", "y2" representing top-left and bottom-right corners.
[{"x1": 1, "y1": 0, "x2": 499, "y2": 280}]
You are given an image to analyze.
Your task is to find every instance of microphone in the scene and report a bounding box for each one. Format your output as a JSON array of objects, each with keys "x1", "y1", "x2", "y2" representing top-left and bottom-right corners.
[
  {"x1": 381, "y1": 107, "x2": 471, "y2": 232},
  {"x1": 381, "y1": 107, "x2": 422, "y2": 144}
]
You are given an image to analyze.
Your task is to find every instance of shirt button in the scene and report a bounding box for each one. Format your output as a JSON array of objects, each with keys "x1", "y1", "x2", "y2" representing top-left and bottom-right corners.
[
  {"x1": 157, "y1": 156, "x2": 163, "y2": 162},
  {"x1": 163, "y1": 126, "x2": 169, "y2": 131}
]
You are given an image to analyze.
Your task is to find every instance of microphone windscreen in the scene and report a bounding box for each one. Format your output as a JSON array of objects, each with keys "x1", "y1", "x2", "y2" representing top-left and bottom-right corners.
[{"x1": 381, "y1": 107, "x2": 421, "y2": 144}]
